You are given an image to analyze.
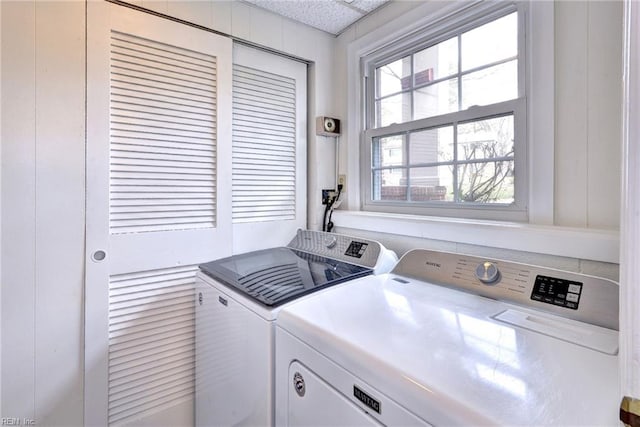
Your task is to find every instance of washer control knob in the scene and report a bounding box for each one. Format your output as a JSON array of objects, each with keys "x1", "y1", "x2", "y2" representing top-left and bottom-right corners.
[
  {"x1": 324, "y1": 236, "x2": 337, "y2": 249},
  {"x1": 475, "y1": 261, "x2": 501, "y2": 285}
]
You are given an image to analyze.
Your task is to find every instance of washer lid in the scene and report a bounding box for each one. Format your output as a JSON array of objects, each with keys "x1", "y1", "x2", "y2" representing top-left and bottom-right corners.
[
  {"x1": 277, "y1": 273, "x2": 619, "y2": 426},
  {"x1": 199, "y1": 247, "x2": 372, "y2": 307}
]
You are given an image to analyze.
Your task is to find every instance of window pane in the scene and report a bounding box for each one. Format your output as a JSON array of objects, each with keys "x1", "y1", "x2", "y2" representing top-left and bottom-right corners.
[
  {"x1": 376, "y1": 56, "x2": 411, "y2": 98},
  {"x1": 461, "y1": 60, "x2": 517, "y2": 109},
  {"x1": 461, "y1": 12, "x2": 517, "y2": 71},
  {"x1": 409, "y1": 166, "x2": 454, "y2": 201},
  {"x1": 409, "y1": 126, "x2": 454, "y2": 165},
  {"x1": 458, "y1": 115, "x2": 514, "y2": 161},
  {"x1": 414, "y1": 78, "x2": 458, "y2": 120},
  {"x1": 372, "y1": 134, "x2": 405, "y2": 168},
  {"x1": 372, "y1": 168, "x2": 408, "y2": 201},
  {"x1": 414, "y1": 37, "x2": 458, "y2": 83},
  {"x1": 457, "y1": 160, "x2": 514, "y2": 204},
  {"x1": 377, "y1": 93, "x2": 412, "y2": 127}
]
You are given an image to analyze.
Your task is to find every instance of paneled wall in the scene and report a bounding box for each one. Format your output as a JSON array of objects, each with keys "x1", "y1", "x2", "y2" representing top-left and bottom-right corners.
[
  {"x1": 555, "y1": 1, "x2": 623, "y2": 229},
  {"x1": 1, "y1": 2, "x2": 86, "y2": 424}
]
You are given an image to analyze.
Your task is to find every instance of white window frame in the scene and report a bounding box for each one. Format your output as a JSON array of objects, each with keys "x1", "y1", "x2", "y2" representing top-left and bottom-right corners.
[{"x1": 361, "y1": 2, "x2": 528, "y2": 222}]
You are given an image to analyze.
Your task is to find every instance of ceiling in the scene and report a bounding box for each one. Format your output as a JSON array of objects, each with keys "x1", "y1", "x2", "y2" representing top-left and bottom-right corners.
[{"x1": 242, "y1": 0, "x2": 390, "y2": 35}]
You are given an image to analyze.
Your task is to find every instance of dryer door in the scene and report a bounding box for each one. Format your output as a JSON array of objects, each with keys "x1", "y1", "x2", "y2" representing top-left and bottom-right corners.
[{"x1": 287, "y1": 362, "x2": 383, "y2": 426}]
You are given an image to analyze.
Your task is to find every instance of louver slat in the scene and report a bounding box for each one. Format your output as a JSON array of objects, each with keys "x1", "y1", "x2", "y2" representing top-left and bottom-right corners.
[
  {"x1": 232, "y1": 64, "x2": 296, "y2": 224},
  {"x1": 109, "y1": 31, "x2": 217, "y2": 234},
  {"x1": 108, "y1": 265, "x2": 198, "y2": 426}
]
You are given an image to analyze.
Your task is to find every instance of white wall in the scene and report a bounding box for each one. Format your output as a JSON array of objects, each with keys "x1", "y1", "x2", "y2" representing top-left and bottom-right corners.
[
  {"x1": 555, "y1": 1, "x2": 623, "y2": 229},
  {"x1": 1, "y1": 1, "x2": 333, "y2": 425},
  {"x1": 331, "y1": 0, "x2": 623, "y2": 269},
  {"x1": 1, "y1": 1, "x2": 86, "y2": 424}
]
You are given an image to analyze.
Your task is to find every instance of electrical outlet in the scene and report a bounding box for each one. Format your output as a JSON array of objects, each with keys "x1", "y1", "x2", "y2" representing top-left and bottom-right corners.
[
  {"x1": 338, "y1": 174, "x2": 347, "y2": 191},
  {"x1": 322, "y1": 189, "x2": 335, "y2": 205}
]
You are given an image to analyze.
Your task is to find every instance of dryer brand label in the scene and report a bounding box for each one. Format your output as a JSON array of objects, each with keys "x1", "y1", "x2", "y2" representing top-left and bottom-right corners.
[
  {"x1": 424, "y1": 260, "x2": 441, "y2": 268},
  {"x1": 353, "y1": 385, "x2": 381, "y2": 414}
]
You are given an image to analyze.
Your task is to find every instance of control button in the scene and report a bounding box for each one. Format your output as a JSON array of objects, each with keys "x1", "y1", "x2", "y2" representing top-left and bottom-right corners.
[
  {"x1": 344, "y1": 241, "x2": 367, "y2": 258},
  {"x1": 324, "y1": 236, "x2": 337, "y2": 249},
  {"x1": 475, "y1": 261, "x2": 501, "y2": 285},
  {"x1": 568, "y1": 284, "x2": 581, "y2": 294},
  {"x1": 566, "y1": 293, "x2": 580, "y2": 303},
  {"x1": 531, "y1": 275, "x2": 583, "y2": 309}
]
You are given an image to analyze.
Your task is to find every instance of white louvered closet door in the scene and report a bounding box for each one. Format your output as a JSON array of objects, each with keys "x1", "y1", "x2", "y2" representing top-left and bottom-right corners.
[
  {"x1": 232, "y1": 44, "x2": 307, "y2": 254},
  {"x1": 85, "y1": 3, "x2": 232, "y2": 426}
]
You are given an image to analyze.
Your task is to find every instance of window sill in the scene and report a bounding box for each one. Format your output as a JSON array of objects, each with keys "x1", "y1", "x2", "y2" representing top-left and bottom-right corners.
[{"x1": 332, "y1": 210, "x2": 619, "y2": 263}]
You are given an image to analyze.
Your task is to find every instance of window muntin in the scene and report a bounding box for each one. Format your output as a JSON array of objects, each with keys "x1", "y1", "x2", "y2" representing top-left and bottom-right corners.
[
  {"x1": 457, "y1": 115, "x2": 515, "y2": 204},
  {"x1": 364, "y1": 6, "x2": 525, "y2": 219},
  {"x1": 461, "y1": 60, "x2": 517, "y2": 109},
  {"x1": 371, "y1": 114, "x2": 515, "y2": 205},
  {"x1": 461, "y1": 13, "x2": 517, "y2": 71},
  {"x1": 373, "y1": 11, "x2": 518, "y2": 128}
]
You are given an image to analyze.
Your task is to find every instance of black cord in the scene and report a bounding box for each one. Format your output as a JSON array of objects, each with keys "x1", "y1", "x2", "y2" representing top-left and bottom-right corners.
[
  {"x1": 324, "y1": 185, "x2": 342, "y2": 233},
  {"x1": 322, "y1": 202, "x2": 330, "y2": 232},
  {"x1": 326, "y1": 208, "x2": 336, "y2": 233}
]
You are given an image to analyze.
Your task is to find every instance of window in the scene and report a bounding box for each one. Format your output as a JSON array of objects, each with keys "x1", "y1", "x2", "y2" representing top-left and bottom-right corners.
[{"x1": 363, "y1": 3, "x2": 527, "y2": 221}]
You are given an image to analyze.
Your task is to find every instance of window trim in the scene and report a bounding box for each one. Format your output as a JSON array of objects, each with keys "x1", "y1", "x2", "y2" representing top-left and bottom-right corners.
[
  {"x1": 360, "y1": 1, "x2": 528, "y2": 221},
  {"x1": 343, "y1": 0, "x2": 553, "y2": 226}
]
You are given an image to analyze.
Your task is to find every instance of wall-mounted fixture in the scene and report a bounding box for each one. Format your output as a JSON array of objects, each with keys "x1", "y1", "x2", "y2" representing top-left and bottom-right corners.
[{"x1": 316, "y1": 116, "x2": 341, "y2": 137}]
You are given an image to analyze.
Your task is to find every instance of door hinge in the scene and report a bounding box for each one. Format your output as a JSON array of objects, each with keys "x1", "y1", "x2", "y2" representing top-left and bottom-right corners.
[{"x1": 621, "y1": 396, "x2": 640, "y2": 427}]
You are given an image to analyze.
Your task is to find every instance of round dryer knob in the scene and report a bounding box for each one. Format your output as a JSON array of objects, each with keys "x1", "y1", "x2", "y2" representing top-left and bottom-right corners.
[
  {"x1": 324, "y1": 235, "x2": 337, "y2": 249},
  {"x1": 475, "y1": 261, "x2": 501, "y2": 285}
]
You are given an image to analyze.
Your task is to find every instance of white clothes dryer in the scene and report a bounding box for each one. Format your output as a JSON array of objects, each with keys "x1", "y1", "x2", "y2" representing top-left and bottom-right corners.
[
  {"x1": 194, "y1": 229, "x2": 397, "y2": 426},
  {"x1": 276, "y1": 249, "x2": 619, "y2": 426}
]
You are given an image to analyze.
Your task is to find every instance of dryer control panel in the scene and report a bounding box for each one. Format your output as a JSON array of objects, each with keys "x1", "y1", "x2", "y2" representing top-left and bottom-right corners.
[
  {"x1": 531, "y1": 275, "x2": 583, "y2": 310},
  {"x1": 287, "y1": 229, "x2": 397, "y2": 272},
  {"x1": 392, "y1": 249, "x2": 619, "y2": 330}
]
